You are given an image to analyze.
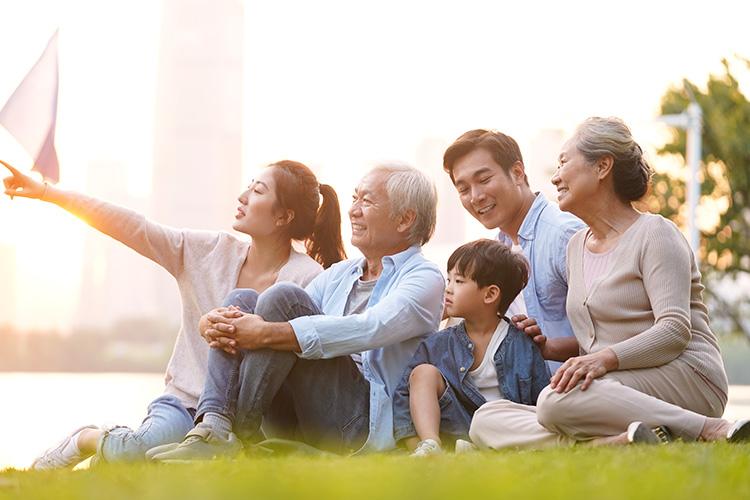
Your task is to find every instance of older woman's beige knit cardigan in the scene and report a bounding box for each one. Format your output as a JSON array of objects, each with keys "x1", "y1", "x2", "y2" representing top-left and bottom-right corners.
[{"x1": 565, "y1": 213, "x2": 728, "y2": 397}]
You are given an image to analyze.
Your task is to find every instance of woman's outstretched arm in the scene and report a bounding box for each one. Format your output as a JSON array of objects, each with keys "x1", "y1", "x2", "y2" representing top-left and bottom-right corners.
[{"x1": 2, "y1": 159, "x2": 189, "y2": 277}]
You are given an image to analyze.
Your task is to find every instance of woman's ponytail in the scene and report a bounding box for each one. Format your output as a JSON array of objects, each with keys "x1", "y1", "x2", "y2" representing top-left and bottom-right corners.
[
  {"x1": 269, "y1": 161, "x2": 346, "y2": 269},
  {"x1": 306, "y1": 183, "x2": 346, "y2": 268}
]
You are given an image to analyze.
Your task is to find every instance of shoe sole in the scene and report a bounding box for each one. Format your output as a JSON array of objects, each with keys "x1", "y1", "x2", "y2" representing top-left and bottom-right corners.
[
  {"x1": 627, "y1": 422, "x2": 660, "y2": 445},
  {"x1": 728, "y1": 420, "x2": 750, "y2": 443}
]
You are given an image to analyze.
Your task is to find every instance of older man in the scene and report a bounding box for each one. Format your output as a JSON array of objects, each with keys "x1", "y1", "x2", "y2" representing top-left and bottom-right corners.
[{"x1": 151, "y1": 163, "x2": 444, "y2": 459}]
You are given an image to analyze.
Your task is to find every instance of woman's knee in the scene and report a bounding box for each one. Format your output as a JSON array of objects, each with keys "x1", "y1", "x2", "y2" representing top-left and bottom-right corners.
[
  {"x1": 468, "y1": 405, "x2": 493, "y2": 447},
  {"x1": 468, "y1": 401, "x2": 514, "y2": 448},
  {"x1": 222, "y1": 288, "x2": 259, "y2": 311},
  {"x1": 255, "y1": 282, "x2": 306, "y2": 319},
  {"x1": 536, "y1": 386, "x2": 577, "y2": 431}
]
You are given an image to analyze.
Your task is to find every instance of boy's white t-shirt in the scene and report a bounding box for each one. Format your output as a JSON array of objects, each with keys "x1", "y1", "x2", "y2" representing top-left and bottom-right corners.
[{"x1": 467, "y1": 320, "x2": 510, "y2": 402}]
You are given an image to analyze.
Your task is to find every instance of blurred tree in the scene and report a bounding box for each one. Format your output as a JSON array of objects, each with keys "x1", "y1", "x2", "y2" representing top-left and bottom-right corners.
[{"x1": 645, "y1": 56, "x2": 750, "y2": 338}]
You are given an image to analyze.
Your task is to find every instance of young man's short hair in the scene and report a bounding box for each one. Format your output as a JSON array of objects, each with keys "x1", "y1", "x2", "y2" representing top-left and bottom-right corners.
[
  {"x1": 447, "y1": 239, "x2": 529, "y2": 315},
  {"x1": 443, "y1": 129, "x2": 528, "y2": 185}
]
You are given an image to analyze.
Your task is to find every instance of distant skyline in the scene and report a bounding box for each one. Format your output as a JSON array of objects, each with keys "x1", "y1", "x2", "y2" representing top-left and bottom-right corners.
[{"x1": 1, "y1": 0, "x2": 750, "y2": 330}]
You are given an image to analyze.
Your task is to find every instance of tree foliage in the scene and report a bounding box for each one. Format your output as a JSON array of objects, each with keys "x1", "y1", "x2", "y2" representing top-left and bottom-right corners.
[
  {"x1": 648, "y1": 57, "x2": 750, "y2": 274},
  {"x1": 647, "y1": 57, "x2": 750, "y2": 337}
]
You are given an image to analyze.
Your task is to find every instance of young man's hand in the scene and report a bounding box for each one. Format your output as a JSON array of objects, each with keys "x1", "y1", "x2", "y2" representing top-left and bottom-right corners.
[
  {"x1": 511, "y1": 314, "x2": 546, "y2": 350},
  {"x1": 511, "y1": 314, "x2": 580, "y2": 362}
]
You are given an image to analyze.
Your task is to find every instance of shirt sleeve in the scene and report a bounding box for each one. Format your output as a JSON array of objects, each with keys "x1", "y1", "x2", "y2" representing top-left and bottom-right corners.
[
  {"x1": 56, "y1": 190, "x2": 189, "y2": 278},
  {"x1": 608, "y1": 218, "x2": 693, "y2": 370},
  {"x1": 291, "y1": 262, "x2": 445, "y2": 359}
]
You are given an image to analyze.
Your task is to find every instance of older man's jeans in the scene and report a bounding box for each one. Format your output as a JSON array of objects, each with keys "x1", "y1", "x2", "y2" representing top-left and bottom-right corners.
[{"x1": 196, "y1": 283, "x2": 370, "y2": 454}]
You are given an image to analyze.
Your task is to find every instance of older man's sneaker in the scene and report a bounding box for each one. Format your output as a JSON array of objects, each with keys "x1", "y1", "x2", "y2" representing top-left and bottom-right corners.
[
  {"x1": 411, "y1": 439, "x2": 442, "y2": 457},
  {"x1": 627, "y1": 422, "x2": 672, "y2": 445},
  {"x1": 727, "y1": 419, "x2": 750, "y2": 443},
  {"x1": 151, "y1": 425, "x2": 242, "y2": 462},
  {"x1": 31, "y1": 425, "x2": 99, "y2": 470},
  {"x1": 145, "y1": 441, "x2": 180, "y2": 460}
]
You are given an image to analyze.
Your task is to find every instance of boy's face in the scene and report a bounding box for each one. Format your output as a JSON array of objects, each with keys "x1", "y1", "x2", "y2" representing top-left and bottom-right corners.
[{"x1": 445, "y1": 268, "x2": 489, "y2": 318}]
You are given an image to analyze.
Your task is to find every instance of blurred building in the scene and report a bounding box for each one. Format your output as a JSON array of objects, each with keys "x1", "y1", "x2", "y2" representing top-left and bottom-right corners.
[
  {"x1": 525, "y1": 128, "x2": 565, "y2": 198},
  {"x1": 0, "y1": 244, "x2": 16, "y2": 326},
  {"x1": 71, "y1": 0, "x2": 245, "y2": 330},
  {"x1": 151, "y1": 0, "x2": 244, "y2": 232},
  {"x1": 417, "y1": 137, "x2": 467, "y2": 269},
  {"x1": 74, "y1": 159, "x2": 164, "y2": 329},
  {"x1": 149, "y1": 0, "x2": 245, "y2": 320}
]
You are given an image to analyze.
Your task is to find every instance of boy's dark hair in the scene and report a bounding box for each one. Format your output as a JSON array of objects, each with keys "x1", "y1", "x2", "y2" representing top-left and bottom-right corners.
[
  {"x1": 447, "y1": 239, "x2": 529, "y2": 315},
  {"x1": 443, "y1": 129, "x2": 528, "y2": 185}
]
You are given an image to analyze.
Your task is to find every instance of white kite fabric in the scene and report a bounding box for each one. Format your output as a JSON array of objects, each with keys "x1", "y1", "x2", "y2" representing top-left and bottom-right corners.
[{"x1": 0, "y1": 30, "x2": 60, "y2": 183}]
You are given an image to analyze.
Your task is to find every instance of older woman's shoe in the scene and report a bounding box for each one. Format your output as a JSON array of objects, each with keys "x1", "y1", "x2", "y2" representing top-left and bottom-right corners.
[
  {"x1": 727, "y1": 419, "x2": 750, "y2": 443},
  {"x1": 627, "y1": 422, "x2": 672, "y2": 445}
]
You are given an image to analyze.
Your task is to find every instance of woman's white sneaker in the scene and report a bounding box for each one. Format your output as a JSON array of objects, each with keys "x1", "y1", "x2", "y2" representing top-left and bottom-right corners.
[{"x1": 31, "y1": 425, "x2": 99, "y2": 470}]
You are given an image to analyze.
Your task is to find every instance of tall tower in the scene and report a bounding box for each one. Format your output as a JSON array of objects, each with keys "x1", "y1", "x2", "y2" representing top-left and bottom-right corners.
[
  {"x1": 152, "y1": 0, "x2": 244, "y2": 231},
  {"x1": 74, "y1": 158, "x2": 164, "y2": 329},
  {"x1": 416, "y1": 137, "x2": 466, "y2": 269},
  {"x1": 150, "y1": 0, "x2": 245, "y2": 317},
  {"x1": 526, "y1": 129, "x2": 565, "y2": 199}
]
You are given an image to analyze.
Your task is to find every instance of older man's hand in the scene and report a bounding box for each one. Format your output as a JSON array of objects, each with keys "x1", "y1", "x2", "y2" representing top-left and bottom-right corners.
[
  {"x1": 549, "y1": 348, "x2": 619, "y2": 393},
  {"x1": 204, "y1": 312, "x2": 280, "y2": 354},
  {"x1": 199, "y1": 306, "x2": 243, "y2": 353}
]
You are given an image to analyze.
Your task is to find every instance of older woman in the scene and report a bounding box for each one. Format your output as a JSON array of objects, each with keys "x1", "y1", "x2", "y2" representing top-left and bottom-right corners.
[{"x1": 469, "y1": 117, "x2": 749, "y2": 448}]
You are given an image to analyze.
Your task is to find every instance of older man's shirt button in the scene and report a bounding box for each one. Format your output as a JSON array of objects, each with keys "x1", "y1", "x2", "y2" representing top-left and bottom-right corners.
[{"x1": 459, "y1": 366, "x2": 466, "y2": 372}]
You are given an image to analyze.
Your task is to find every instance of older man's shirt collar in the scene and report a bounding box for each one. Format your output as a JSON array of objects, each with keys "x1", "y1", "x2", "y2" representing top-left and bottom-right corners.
[{"x1": 348, "y1": 245, "x2": 422, "y2": 277}]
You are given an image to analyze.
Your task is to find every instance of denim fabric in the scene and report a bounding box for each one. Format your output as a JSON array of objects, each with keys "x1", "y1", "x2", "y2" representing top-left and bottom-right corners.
[
  {"x1": 97, "y1": 394, "x2": 195, "y2": 462},
  {"x1": 288, "y1": 246, "x2": 444, "y2": 451},
  {"x1": 497, "y1": 193, "x2": 585, "y2": 371},
  {"x1": 392, "y1": 319, "x2": 550, "y2": 442},
  {"x1": 197, "y1": 285, "x2": 370, "y2": 454},
  {"x1": 195, "y1": 289, "x2": 259, "y2": 422}
]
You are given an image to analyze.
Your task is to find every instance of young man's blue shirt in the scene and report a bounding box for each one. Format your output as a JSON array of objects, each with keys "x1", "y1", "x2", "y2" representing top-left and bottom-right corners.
[{"x1": 498, "y1": 193, "x2": 585, "y2": 370}]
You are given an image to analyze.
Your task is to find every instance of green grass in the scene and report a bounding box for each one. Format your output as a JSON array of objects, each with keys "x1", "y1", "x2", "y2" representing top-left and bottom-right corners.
[{"x1": 0, "y1": 443, "x2": 747, "y2": 500}]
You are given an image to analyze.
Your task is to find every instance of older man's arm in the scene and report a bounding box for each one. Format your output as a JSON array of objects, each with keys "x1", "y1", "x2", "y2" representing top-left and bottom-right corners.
[
  {"x1": 291, "y1": 262, "x2": 445, "y2": 359},
  {"x1": 205, "y1": 261, "x2": 445, "y2": 355}
]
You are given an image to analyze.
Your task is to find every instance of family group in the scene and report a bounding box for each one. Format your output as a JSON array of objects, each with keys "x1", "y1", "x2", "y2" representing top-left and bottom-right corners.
[{"x1": 3, "y1": 116, "x2": 748, "y2": 469}]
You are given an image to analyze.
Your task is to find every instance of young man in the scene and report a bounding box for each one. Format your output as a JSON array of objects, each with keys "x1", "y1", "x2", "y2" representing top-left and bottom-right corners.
[
  {"x1": 443, "y1": 130, "x2": 584, "y2": 369},
  {"x1": 392, "y1": 239, "x2": 549, "y2": 456}
]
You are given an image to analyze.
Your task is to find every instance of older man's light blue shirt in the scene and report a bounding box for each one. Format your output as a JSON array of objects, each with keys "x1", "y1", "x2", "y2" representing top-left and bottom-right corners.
[
  {"x1": 498, "y1": 193, "x2": 585, "y2": 370},
  {"x1": 289, "y1": 245, "x2": 444, "y2": 452}
]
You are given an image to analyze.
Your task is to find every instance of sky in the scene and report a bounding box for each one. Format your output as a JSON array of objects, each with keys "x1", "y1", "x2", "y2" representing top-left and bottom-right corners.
[{"x1": 0, "y1": 0, "x2": 749, "y2": 330}]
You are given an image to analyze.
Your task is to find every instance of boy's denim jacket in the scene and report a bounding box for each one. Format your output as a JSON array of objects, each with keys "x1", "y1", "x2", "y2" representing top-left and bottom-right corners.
[{"x1": 392, "y1": 319, "x2": 551, "y2": 441}]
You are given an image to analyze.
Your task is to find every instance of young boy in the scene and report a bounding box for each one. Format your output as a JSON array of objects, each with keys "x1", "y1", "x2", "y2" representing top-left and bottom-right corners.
[{"x1": 392, "y1": 239, "x2": 550, "y2": 456}]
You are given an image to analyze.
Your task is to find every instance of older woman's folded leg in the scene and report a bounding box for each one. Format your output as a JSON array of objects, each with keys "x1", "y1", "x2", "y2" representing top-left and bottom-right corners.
[
  {"x1": 469, "y1": 399, "x2": 572, "y2": 450},
  {"x1": 536, "y1": 359, "x2": 725, "y2": 442}
]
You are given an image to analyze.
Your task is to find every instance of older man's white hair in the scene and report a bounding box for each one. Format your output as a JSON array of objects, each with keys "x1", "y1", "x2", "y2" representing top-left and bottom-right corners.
[{"x1": 371, "y1": 162, "x2": 437, "y2": 246}]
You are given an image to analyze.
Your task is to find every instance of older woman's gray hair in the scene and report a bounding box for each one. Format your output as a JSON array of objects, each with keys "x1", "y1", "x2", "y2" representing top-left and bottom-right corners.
[
  {"x1": 574, "y1": 117, "x2": 653, "y2": 202},
  {"x1": 372, "y1": 162, "x2": 437, "y2": 246}
]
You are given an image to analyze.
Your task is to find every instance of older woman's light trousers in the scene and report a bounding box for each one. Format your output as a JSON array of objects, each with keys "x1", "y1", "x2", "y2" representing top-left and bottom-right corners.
[{"x1": 469, "y1": 358, "x2": 727, "y2": 449}]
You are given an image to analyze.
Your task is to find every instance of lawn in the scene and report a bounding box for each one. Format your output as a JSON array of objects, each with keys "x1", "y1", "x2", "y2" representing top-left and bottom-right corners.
[{"x1": 0, "y1": 443, "x2": 747, "y2": 500}]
